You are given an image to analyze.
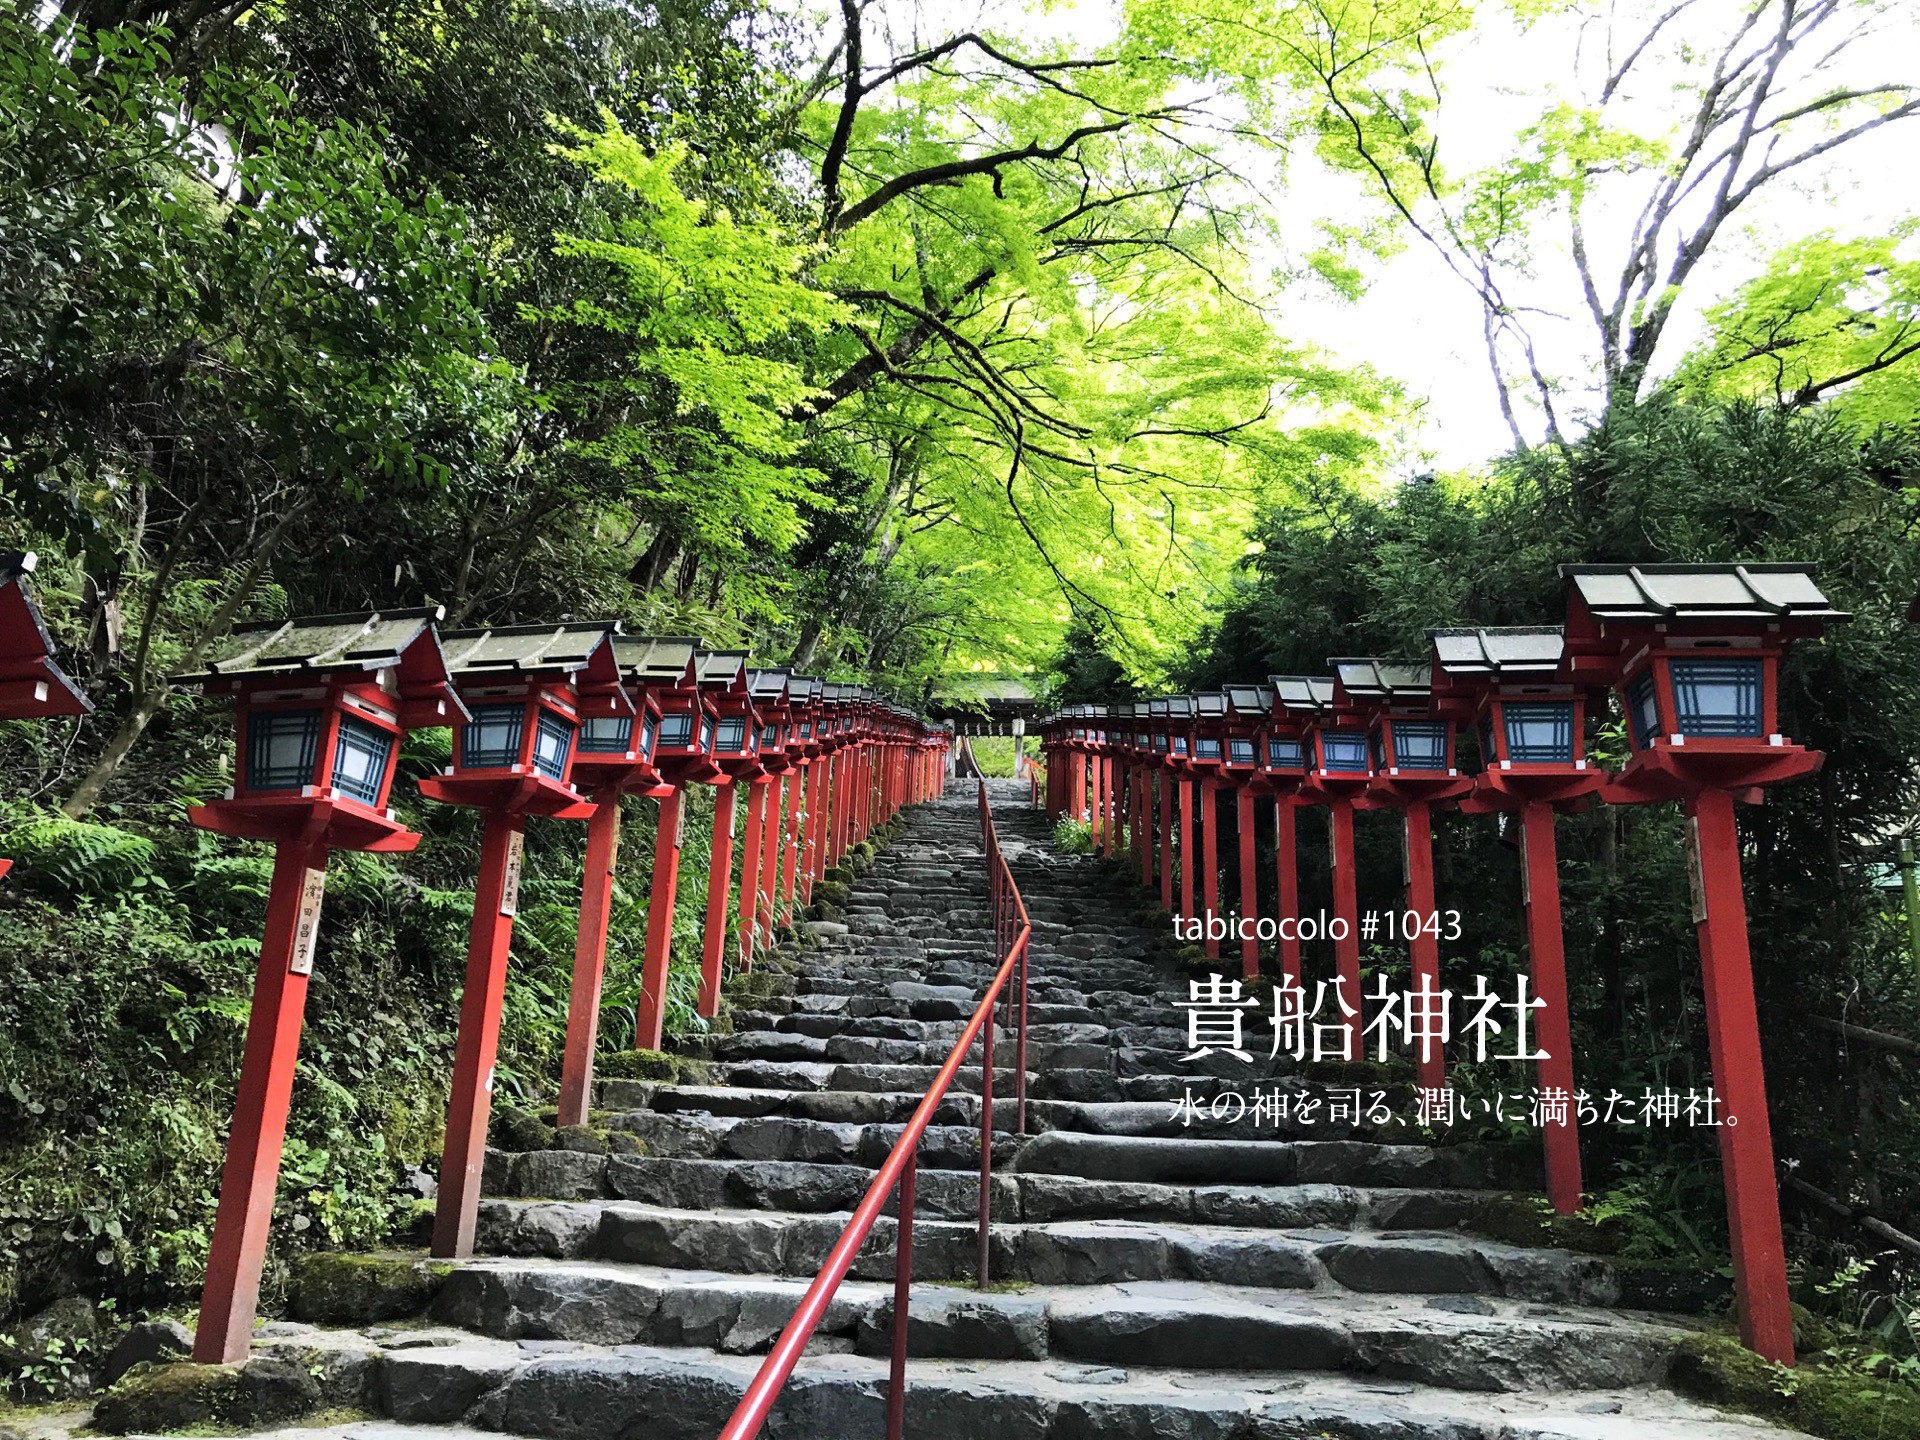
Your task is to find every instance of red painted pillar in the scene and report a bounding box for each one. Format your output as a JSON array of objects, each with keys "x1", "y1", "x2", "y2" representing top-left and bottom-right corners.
[
  {"x1": 759, "y1": 774, "x2": 786, "y2": 941},
  {"x1": 558, "y1": 796, "x2": 623, "y2": 1126},
  {"x1": 1070, "y1": 752, "x2": 1087, "y2": 823},
  {"x1": 1158, "y1": 772, "x2": 1175, "y2": 911},
  {"x1": 833, "y1": 748, "x2": 853, "y2": 861},
  {"x1": 1177, "y1": 775, "x2": 1196, "y2": 923},
  {"x1": 433, "y1": 809, "x2": 527, "y2": 1259},
  {"x1": 1089, "y1": 754, "x2": 1104, "y2": 847},
  {"x1": 1403, "y1": 801, "x2": 1445, "y2": 1096},
  {"x1": 634, "y1": 785, "x2": 687, "y2": 1052},
  {"x1": 779, "y1": 765, "x2": 804, "y2": 921},
  {"x1": 1139, "y1": 770, "x2": 1153, "y2": 888},
  {"x1": 1328, "y1": 798, "x2": 1361, "y2": 1059},
  {"x1": 192, "y1": 835, "x2": 329, "y2": 1363},
  {"x1": 1520, "y1": 802, "x2": 1582, "y2": 1215},
  {"x1": 1236, "y1": 785, "x2": 1259, "y2": 980},
  {"x1": 697, "y1": 782, "x2": 739, "y2": 1019},
  {"x1": 813, "y1": 752, "x2": 836, "y2": 875},
  {"x1": 1108, "y1": 758, "x2": 1122, "y2": 857},
  {"x1": 739, "y1": 778, "x2": 769, "y2": 964},
  {"x1": 1275, "y1": 799, "x2": 1301, "y2": 988},
  {"x1": 1200, "y1": 779, "x2": 1221, "y2": 958},
  {"x1": 1688, "y1": 787, "x2": 1795, "y2": 1366}
]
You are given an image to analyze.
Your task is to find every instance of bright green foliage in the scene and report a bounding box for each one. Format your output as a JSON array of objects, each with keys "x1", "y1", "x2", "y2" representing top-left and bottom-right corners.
[{"x1": 1678, "y1": 226, "x2": 1920, "y2": 426}]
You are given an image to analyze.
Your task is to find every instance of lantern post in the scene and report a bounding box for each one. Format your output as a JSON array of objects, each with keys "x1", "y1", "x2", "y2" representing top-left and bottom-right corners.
[
  {"x1": 1562, "y1": 562, "x2": 1848, "y2": 1366},
  {"x1": 1262, "y1": 680, "x2": 1320, "y2": 991},
  {"x1": 1429, "y1": 626, "x2": 1605, "y2": 1215},
  {"x1": 749, "y1": 671, "x2": 797, "y2": 938},
  {"x1": 685, "y1": 654, "x2": 757, "y2": 1006},
  {"x1": 175, "y1": 610, "x2": 462, "y2": 1361},
  {"x1": 1332, "y1": 658, "x2": 1472, "y2": 1094},
  {"x1": 555, "y1": 636, "x2": 681, "y2": 1127},
  {"x1": 420, "y1": 623, "x2": 621, "y2": 1260},
  {"x1": 1293, "y1": 675, "x2": 1369, "y2": 1058},
  {"x1": 1188, "y1": 694, "x2": 1232, "y2": 957},
  {"x1": 632, "y1": 649, "x2": 723, "y2": 1049},
  {"x1": 0, "y1": 553, "x2": 94, "y2": 880},
  {"x1": 1221, "y1": 686, "x2": 1273, "y2": 980},
  {"x1": 1148, "y1": 700, "x2": 1177, "y2": 911},
  {"x1": 1124, "y1": 705, "x2": 1154, "y2": 886}
]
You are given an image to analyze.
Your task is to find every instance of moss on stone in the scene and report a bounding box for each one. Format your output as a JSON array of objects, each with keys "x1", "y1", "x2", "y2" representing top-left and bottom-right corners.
[
  {"x1": 91, "y1": 1358, "x2": 321, "y2": 1435},
  {"x1": 551, "y1": 1124, "x2": 607, "y2": 1155},
  {"x1": 599, "y1": 1049, "x2": 680, "y2": 1082},
  {"x1": 1669, "y1": 1331, "x2": 1920, "y2": 1440},
  {"x1": 487, "y1": 1106, "x2": 557, "y2": 1153},
  {"x1": 286, "y1": 1252, "x2": 445, "y2": 1325}
]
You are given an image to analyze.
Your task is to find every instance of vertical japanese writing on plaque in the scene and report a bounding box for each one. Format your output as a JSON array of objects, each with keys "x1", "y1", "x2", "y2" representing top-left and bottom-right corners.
[
  {"x1": 1685, "y1": 816, "x2": 1708, "y2": 924},
  {"x1": 290, "y1": 868, "x2": 327, "y2": 976},
  {"x1": 500, "y1": 829, "x2": 525, "y2": 917}
]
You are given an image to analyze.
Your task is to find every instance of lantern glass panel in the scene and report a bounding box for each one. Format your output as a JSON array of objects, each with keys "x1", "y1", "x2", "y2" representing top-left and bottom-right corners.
[
  {"x1": 1172, "y1": 735, "x2": 1189, "y2": 755},
  {"x1": 1503, "y1": 702, "x2": 1575, "y2": 763},
  {"x1": 1477, "y1": 714, "x2": 1498, "y2": 767},
  {"x1": 715, "y1": 716, "x2": 748, "y2": 753},
  {"x1": 658, "y1": 712, "x2": 694, "y2": 747},
  {"x1": 1670, "y1": 658, "x2": 1764, "y2": 737},
  {"x1": 1197, "y1": 737, "x2": 1223, "y2": 760},
  {"x1": 760, "y1": 724, "x2": 779, "y2": 748},
  {"x1": 246, "y1": 708, "x2": 323, "y2": 792},
  {"x1": 1230, "y1": 738, "x2": 1256, "y2": 765},
  {"x1": 639, "y1": 713, "x2": 657, "y2": 757},
  {"x1": 532, "y1": 710, "x2": 573, "y2": 780},
  {"x1": 330, "y1": 714, "x2": 394, "y2": 805},
  {"x1": 1267, "y1": 736, "x2": 1303, "y2": 768},
  {"x1": 462, "y1": 703, "x2": 524, "y2": 769},
  {"x1": 699, "y1": 717, "x2": 714, "y2": 750},
  {"x1": 1369, "y1": 730, "x2": 1386, "y2": 772},
  {"x1": 1392, "y1": 720, "x2": 1450, "y2": 770},
  {"x1": 578, "y1": 715, "x2": 634, "y2": 753},
  {"x1": 1626, "y1": 670, "x2": 1660, "y2": 749},
  {"x1": 1137, "y1": 732, "x2": 1151, "y2": 747},
  {"x1": 1153, "y1": 735, "x2": 1169, "y2": 752},
  {"x1": 1321, "y1": 731, "x2": 1369, "y2": 773}
]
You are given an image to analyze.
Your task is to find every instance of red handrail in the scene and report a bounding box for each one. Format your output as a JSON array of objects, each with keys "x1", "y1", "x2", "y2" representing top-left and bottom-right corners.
[{"x1": 716, "y1": 779, "x2": 1031, "y2": 1440}]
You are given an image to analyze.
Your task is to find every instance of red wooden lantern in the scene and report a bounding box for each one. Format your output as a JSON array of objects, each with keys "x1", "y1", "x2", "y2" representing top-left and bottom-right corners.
[
  {"x1": 1331, "y1": 659, "x2": 1469, "y2": 1093},
  {"x1": 553, "y1": 637, "x2": 673, "y2": 1129},
  {"x1": 1430, "y1": 625, "x2": 1604, "y2": 1216},
  {"x1": 785, "y1": 677, "x2": 828, "y2": 904},
  {"x1": 1264, "y1": 677, "x2": 1329, "y2": 991},
  {"x1": 420, "y1": 621, "x2": 619, "y2": 1260},
  {"x1": 1147, "y1": 698, "x2": 1177, "y2": 912},
  {"x1": 175, "y1": 609, "x2": 463, "y2": 1363},
  {"x1": 749, "y1": 670, "x2": 806, "y2": 932},
  {"x1": 1188, "y1": 693, "x2": 1232, "y2": 957},
  {"x1": 1562, "y1": 562, "x2": 1847, "y2": 1367},
  {"x1": 1122, "y1": 702, "x2": 1154, "y2": 889},
  {"x1": 0, "y1": 552, "x2": 92, "y2": 722},
  {"x1": 1222, "y1": 685, "x2": 1273, "y2": 979},
  {"x1": 1295, "y1": 674, "x2": 1373, "y2": 1055},
  {"x1": 0, "y1": 553, "x2": 93, "y2": 882}
]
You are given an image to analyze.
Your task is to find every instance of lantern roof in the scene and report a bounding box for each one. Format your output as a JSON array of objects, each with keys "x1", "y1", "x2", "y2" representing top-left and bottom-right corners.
[
  {"x1": 1224, "y1": 684, "x2": 1272, "y2": 717},
  {"x1": 1559, "y1": 563, "x2": 1847, "y2": 623},
  {"x1": 1148, "y1": 698, "x2": 1170, "y2": 717},
  {"x1": 1429, "y1": 626, "x2": 1565, "y2": 680},
  {"x1": 1165, "y1": 696, "x2": 1194, "y2": 719},
  {"x1": 747, "y1": 669, "x2": 791, "y2": 705},
  {"x1": 693, "y1": 650, "x2": 750, "y2": 693},
  {"x1": 441, "y1": 621, "x2": 618, "y2": 676},
  {"x1": 611, "y1": 635, "x2": 700, "y2": 685},
  {"x1": 1270, "y1": 676, "x2": 1335, "y2": 713},
  {"x1": 788, "y1": 675, "x2": 821, "y2": 704},
  {"x1": 1330, "y1": 658, "x2": 1432, "y2": 703},
  {"x1": 1, "y1": 551, "x2": 93, "y2": 717},
  {"x1": 1194, "y1": 692, "x2": 1229, "y2": 719},
  {"x1": 185, "y1": 607, "x2": 448, "y2": 684}
]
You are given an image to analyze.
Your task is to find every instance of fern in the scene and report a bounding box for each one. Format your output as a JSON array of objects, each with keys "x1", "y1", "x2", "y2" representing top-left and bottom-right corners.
[{"x1": 2, "y1": 812, "x2": 158, "y2": 898}]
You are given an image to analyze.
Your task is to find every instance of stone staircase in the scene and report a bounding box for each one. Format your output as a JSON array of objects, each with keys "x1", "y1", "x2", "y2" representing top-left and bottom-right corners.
[{"x1": 152, "y1": 782, "x2": 1807, "y2": 1439}]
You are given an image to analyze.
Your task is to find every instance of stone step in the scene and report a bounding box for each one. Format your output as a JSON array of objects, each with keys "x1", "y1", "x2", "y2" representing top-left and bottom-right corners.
[
  {"x1": 472, "y1": 1201, "x2": 1623, "y2": 1307},
  {"x1": 218, "y1": 1329, "x2": 1812, "y2": 1439}
]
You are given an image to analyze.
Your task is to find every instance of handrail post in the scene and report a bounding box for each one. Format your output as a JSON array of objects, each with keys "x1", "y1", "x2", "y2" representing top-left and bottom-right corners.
[
  {"x1": 1016, "y1": 934, "x2": 1029, "y2": 1135},
  {"x1": 977, "y1": 1000, "x2": 995, "y2": 1289},
  {"x1": 887, "y1": 1152, "x2": 916, "y2": 1440}
]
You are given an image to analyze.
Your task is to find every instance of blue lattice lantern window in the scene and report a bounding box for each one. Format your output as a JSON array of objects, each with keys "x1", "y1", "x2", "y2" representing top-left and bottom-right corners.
[
  {"x1": 1317, "y1": 730, "x2": 1371, "y2": 775},
  {"x1": 1620, "y1": 653, "x2": 1771, "y2": 752},
  {"x1": 234, "y1": 697, "x2": 401, "y2": 810},
  {"x1": 1379, "y1": 717, "x2": 1453, "y2": 773},
  {"x1": 1266, "y1": 735, "x2": 1304, "y2": 771}
]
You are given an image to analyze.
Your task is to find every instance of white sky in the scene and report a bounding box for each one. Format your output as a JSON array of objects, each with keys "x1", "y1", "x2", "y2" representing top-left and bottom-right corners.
[{"x1": 820, "y1": 0, "x2": 1920, "y2": 472}]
